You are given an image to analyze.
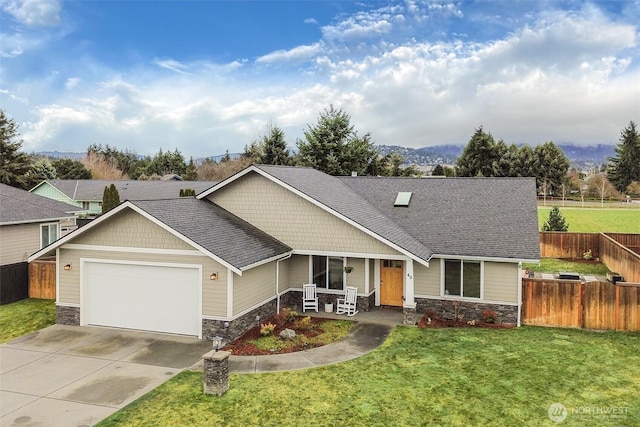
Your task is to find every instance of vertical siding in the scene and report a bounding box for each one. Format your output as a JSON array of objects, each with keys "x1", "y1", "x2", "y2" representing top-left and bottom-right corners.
[
  {"x1": 72, "y1": 208, "x2": 194, "y2": 250},
  {"x1": 484, "y1": 262, "x2": 518, "y2": 303},
  {"x1": 414, "y1": 260, "x2": 440, "y2": 296},
  {"x1": 208, "y1": 173, "x2": 401, "y2": 256},
  {"x1": 0, "y1": 224, "x2": 40, "y2": 265},
  {"x1": 233, "y1": 262, "x2": 276, "y2": 314}
]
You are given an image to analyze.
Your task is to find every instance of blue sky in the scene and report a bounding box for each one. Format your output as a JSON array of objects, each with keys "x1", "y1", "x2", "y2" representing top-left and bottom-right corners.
[{"x1": 1, "y1": 1, "x2": 639, "y2": 159}]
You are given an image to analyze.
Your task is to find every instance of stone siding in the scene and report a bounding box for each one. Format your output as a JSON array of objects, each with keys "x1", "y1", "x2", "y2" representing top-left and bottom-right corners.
[
  {"x1": 280, "y1": 290, "x2": 374, "y2": 312},
  {"x1": 415, "y1": 298, "x2": 518, "y2": 324},
  {"x1": 202, "y1": 299, "x2": 277, "y2": 342},
  {"x1": 57, "y1": 305, "x2": 80, "y2": 326}
]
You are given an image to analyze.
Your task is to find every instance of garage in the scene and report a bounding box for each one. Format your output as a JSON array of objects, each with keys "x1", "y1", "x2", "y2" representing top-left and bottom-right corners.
[{"x1": 84, "y1": 261, "x2": 201, "y2": 337}]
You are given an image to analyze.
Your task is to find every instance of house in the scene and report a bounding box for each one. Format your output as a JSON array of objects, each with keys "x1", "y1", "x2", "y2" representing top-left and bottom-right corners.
[
  {"x1": 28, "y1": 165, "x2": 540, "y2": 340},
  {"x1": 0, "y1": 183, "x2": 82, "y2": 304},
  {"x1": 29, "y1": 179, "x2": 218, "y2": 216}
]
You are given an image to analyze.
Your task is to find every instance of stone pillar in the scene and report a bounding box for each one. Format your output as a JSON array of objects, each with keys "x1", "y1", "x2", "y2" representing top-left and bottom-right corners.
[
  {"x1": 203, "y1": 350, "x2": 230, "y2": 396},
  {"x1": 403, "y1": 305, "x2": 417, "y2": 325}
]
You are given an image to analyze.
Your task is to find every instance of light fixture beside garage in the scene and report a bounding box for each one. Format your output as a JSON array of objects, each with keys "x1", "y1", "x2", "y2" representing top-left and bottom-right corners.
[
  {"x1": 210, "y1": 272, "x2": 218, "y2": 280},
  {"x1": 64, "y1": 264, "x2": 72, "y2": 271}
]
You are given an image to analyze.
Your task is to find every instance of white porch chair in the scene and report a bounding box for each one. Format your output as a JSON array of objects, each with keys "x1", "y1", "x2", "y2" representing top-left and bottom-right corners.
[
  {"x1": 336, "y1": 286, "x2": 358, "y2": 316},
  {"x1": 302, "y1": 283, "x2": 319, "y2": 312}
]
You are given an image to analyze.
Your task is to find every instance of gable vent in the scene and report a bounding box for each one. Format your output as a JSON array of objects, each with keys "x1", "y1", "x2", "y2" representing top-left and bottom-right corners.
[{"x1": 394, "y1": 192, "x2": 412, "y2": 207}]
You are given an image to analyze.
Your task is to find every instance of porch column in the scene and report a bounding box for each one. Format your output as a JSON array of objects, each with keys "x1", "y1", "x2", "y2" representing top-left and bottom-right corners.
[{"x1": 403, "y1": 258, "x2": 417, "y2": 325}]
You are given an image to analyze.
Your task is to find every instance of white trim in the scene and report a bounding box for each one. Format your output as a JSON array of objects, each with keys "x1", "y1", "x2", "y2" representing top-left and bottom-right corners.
[
  {"x1": 293, "y1": 249, "x2": 406, "y2": 260},
  {"x1": 374, "y1": 259, "x2": 380, "y2": 306},
  {"x1": 80, "y1": 258, "x2": 203, "y2": 338},
  {"x1": 364, "y1": 257, "x2": 370, "y2": 294},
  {"x1": 414, "y1": 294, "x2": 519, "y2": 306},
  {"x1": 517, "y1": 261, "x2": 523, "y2": 327},
  {"x1": 405, "y1": 258, "x2": 415, "y2": 306},
  {"x1": 1, "y1": 216, "x2": 77, "y2": 227},
  {"x1": 240, "y1": 251, "x2": 293, "y2": 272},
  {"x1": 55, "y1": 248, "x2": 60, "y2": 303},
  {"x1": 440, "y1": 258, "x2": 485, "y2": 300},
  {"x1": 199, "y1": 165, "x2": 431, "y2": 267},
  {"x1": 432, "y1": 253, "x2": 538, "y2": 263},
  {"x1": 39, "y1": 222, "x2": 59, "y2": 248},
  {"x1": 63, "y1": 244, "x2": 203, "y2": 257},
  {"x1": 227, "y1": 268, "x2": 233, "y2": 318},
  {"x1": 56, "y1": 302, "x2": 80, "y2": 308}
]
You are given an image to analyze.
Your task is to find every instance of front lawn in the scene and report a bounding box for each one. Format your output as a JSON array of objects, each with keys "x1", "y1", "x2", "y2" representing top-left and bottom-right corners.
[
  {"x1": 98, "y1": 327, "x2": 640, "y2": 427},
  {"x1": 0, "y1": 298, "x2": 56, "y2": 343},
  {"x1": 523, "y1": 258, "x2": 611, "y2": 276}
]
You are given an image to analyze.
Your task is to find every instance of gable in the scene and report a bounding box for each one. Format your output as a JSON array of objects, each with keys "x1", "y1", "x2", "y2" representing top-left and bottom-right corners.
[
  {"x1": 70, "y1": 208, "x2": 194, "y2": 251},
  {"x1": 30, "y1": 182, "x2": 79, "y2": 207},
  {"x1": 205, "y1": 172, "x2": 401, "y2": 256}
]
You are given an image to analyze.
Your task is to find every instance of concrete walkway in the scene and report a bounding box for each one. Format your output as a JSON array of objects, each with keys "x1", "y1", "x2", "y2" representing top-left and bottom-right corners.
[{"x1": 227, "y1": 308, "x2": 403, "y2": 373}]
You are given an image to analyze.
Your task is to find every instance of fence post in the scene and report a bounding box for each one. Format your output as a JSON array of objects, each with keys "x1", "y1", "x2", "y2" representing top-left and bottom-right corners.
[{"x1": 203, "y1": 350, "x2": 230, "y2": 396}]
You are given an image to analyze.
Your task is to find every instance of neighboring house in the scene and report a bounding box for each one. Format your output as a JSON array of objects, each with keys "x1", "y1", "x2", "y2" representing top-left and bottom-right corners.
[
  {"x1": 29, "y1": 179, "x2": 218, "y2": 216},
  {"x1": 28, "y1": 165, "x2": 540, "y2": 340},
  {"x1": 0, "y1": 183, "x2": 82, "y2": 304}
]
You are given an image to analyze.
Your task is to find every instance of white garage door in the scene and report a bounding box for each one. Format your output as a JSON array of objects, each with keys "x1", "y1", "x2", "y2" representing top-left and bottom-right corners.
[{"x1": 85, "y1": 262, "x2": 201, "y2": 336}]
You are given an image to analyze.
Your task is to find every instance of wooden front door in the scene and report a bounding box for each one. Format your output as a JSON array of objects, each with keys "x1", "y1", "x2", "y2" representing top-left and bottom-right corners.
[{"x1": 380, "y1": 260, "x2": 404, "y2": 306}]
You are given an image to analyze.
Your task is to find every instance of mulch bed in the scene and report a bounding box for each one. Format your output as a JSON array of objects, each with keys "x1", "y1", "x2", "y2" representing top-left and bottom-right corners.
[
  {"x1": 417, "y1": 316, "x2": 514, "y2": 329},
  {"x1": 222, "y1": 315, "x2": 338, "y2": 356}
]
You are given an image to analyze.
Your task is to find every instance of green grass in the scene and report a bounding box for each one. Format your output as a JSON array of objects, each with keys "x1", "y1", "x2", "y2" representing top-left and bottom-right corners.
[
  {"x1": 523, "y1": 259, "x2": 611, "y2": 276},
  {"x1": 0, "y1": 298, "x2": 56, "y2": 343},
  {"x1": 538, "y1": 207, "x2": 640, "y2": 233},
  {"x1": 98, "y1": 327, "x2": 640, "y2": 427}
]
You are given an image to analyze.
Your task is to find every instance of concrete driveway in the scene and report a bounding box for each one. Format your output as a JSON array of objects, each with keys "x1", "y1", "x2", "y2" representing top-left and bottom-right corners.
[{"x1": 1, "y1": 324, "x2": 211, "y2": 427}]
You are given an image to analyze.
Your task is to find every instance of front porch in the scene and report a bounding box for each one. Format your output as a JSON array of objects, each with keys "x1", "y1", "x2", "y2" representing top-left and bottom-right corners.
[{"x1": 283, "y1": 301, "x2": 406, "y2": 327}]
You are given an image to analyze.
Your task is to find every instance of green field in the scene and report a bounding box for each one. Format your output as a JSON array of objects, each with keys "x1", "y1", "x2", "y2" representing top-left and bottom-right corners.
[{"x1": 538, "y1": 206, "x2": 640, "y2": 233}]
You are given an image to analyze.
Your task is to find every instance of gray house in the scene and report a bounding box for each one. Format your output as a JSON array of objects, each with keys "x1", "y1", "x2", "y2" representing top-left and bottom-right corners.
[
  {"x1": 0, "y1": 183, "x2": 82, "y2": 304},
  {"x1": 29, "y1": 165, "x2": 540, "y2": 339}
]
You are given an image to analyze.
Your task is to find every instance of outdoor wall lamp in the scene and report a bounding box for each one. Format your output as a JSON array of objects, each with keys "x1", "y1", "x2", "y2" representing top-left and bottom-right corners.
[
  {"x1": 210, "y1": 272, "x2": 218, "y2": 280},
  {"x1": 64, "y1": 264, "x2": 72, "y2": 271}
]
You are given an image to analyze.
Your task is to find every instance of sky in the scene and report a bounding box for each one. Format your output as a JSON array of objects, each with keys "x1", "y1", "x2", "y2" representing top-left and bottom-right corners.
[{"x1": 1, "y1": 0, "x2": 639, "y2": 159}]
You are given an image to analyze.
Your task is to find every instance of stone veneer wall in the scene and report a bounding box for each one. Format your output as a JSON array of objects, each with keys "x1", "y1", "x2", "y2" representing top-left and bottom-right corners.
[
  {"x1": 57, "y1": 305, "x2": 80, "y2": 325},
  {"x1": 415, "y1": 298, "x2": 518, "y2": 324},
  {"x1": 280, "y1": 290, "x2": 375, "y2": 312},
  {"x1": 202, "y1": 299, "x2": 277, "y2": 342}
]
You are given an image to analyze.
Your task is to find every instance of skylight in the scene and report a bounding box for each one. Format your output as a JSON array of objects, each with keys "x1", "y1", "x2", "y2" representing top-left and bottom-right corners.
[{"x1": 394, "y1": 192, "x2": 412, "y2": 207}]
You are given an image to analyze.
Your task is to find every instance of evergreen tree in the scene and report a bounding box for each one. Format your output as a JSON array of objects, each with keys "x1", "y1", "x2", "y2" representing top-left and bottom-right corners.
[
  {"x1": 296, "y1": 105, "x2": 379, "y2": 176},
  {"x1": 0, "y1": 110, "x2": 32, "y2": 189},
  {"x1": 533, "y1": 141, "x2": 570, "y2": 197},
  {"x1": 542, "y1": 206, "x2": 569, "y2": 231},
  {"x1": 183, "y1": 157, "x2": 198, "y2": 181},
  {"x1": 101, "y1": 184, "x2": 121, "y2": 214},
  {"x1": 261, "y1": 125, "x2": 291, "y2": 165},
  {"x1": 432, "y1": 164, "x2": 445, "y2": 176},
  {"x1": 607, "y1": 121, "x2": 640, "y2": 192},
  {"x1": 52, "y1": 158, "x2": 92, "y2": 179},
  {"x1": 456, "y1": 126, "x2": 499, "y2": 177}
]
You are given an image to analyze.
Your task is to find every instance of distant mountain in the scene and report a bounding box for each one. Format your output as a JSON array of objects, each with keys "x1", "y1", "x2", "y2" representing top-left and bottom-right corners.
[{"x1": 35, "y1": 151, "x2": 86, "y2": 159}]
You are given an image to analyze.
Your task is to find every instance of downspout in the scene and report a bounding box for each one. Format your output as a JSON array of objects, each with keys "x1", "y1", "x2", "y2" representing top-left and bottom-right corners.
[
  {"x1": 276, "y1": 252, "x2": 293, "y2": 313},
  {"x1": 517, "y1": 261, "x2": 522, "y2": 327}
]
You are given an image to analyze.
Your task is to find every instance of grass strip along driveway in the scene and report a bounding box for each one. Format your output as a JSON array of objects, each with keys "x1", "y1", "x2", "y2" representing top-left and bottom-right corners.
[
  {"x1": 0, "y1": 299, "x2": 55, "y2": 344},
  {"x1": 99, "y1": 326, "x2": 640, "y2": 427}
]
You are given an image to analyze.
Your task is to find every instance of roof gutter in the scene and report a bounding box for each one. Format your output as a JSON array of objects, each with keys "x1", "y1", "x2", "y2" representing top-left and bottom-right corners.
[{"x1": 1, "y1": 216, "x2": 77, "y2": 227}]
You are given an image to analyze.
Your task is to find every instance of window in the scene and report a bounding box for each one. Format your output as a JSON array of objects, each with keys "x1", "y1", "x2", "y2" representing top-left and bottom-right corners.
[
  {"x1": 40, "y1": 223, "x2": 58, "y2": 248},
  {"x1": 444, "y1": 259, "x2": 481, "y2": 298},
  {"x1": 312, "y1": 256, "x2": 344, "y2": 290}
]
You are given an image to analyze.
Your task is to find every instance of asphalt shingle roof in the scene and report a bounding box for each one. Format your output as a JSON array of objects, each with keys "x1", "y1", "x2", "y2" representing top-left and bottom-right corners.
[
  {"x1": 0, "y1": 183, "x2": 82, "y2": 225},
  {"x1": 337, "y1": 176, "x2": 541, "y2": 260},
  {"x1": 132, "y1": 198, "x2": 291, "y2": 270},
  {"x1": 253, "y1": 165, "x2": 434, "y2": 262},
  {"x1": 33, "y1": 180, "x2": 218, "y2": 201}
]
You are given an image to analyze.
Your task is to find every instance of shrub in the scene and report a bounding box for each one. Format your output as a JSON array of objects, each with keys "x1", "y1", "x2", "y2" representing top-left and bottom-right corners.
[
  {"x1": 583, "y1": 249, "x2": 593, "y2": 261},
  {"x1": 481, "y1": 310, "x2": 497, "y2": 324},
  {"x1": 260, "y1": 322, "x2": 276, "y2": 336},
  {"x1": 284, "y1": 308, "x2": 298, "y2": 322},
  {"x1": 293, "y1": 316, "x2": 313, "y2": 331},
  {"x1": 425, "y1": 309, "x2": 438, "y2": 320}
]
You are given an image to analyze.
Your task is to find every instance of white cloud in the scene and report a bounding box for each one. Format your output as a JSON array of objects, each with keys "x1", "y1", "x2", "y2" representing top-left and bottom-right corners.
[
  {"x1": 64, "y1": 77, "x2": 80, "y2": 90},
  {"x1": 152, "y1": 58, "x2": 190, "y2": 74},
  {"x1": 2, "y1": 0, "x2": 61, "y2": 27},
  {"x1": 256, "y1": 43, "x2": 323, "y2": 64}
]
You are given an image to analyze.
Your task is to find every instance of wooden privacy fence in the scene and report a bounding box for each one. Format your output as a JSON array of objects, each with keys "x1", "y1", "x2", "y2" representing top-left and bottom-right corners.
[
  {"x1": 522, "y1": 278, "x2": 640, "y2": 331},
  {"x1": 539, "y1": 232, "x2": 640, "y2": 283},
  {"x1": 29, "y1": 261, "x2": 56, "y2": 299}
]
